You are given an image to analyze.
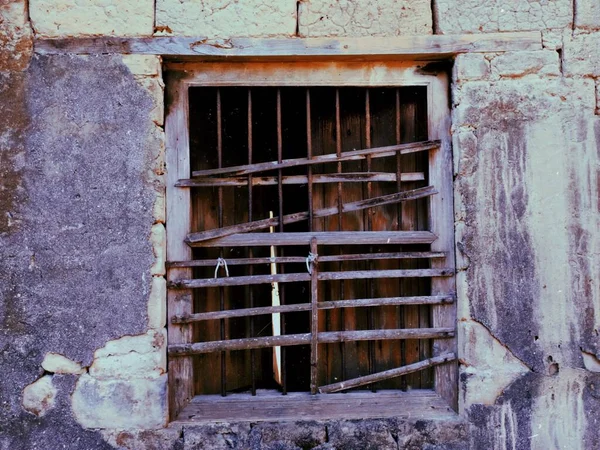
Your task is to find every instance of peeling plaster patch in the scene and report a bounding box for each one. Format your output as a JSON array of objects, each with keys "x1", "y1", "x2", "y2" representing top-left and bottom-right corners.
[
  {"x1": 22, "y1": 375, "x2": 57, "y2": 417},
  {"x1": 41, "y1": 352, "x2": 85, "y2": 375},
  {"x1": 72, "y1": 373, "x2": 168, "y2": 429},
  {"x1": 459, "y1": 320, "x2": 530, "y2": 408}
]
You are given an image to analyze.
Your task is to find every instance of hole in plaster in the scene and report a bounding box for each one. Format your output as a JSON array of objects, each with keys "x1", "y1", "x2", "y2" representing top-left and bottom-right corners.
[
  {"x1": 548, "y1": 363, "x2": 559, "y2": 376},
  {"x1": 534, "y1": 336, "x2": 539, "y2": 341}
]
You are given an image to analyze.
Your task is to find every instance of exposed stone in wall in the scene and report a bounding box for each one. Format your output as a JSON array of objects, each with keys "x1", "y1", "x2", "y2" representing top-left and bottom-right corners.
[
  {"x1": 100, "y1": 418, "x2": 468, "y2": 449},
  {"x1": 155, "y1": 0, "x2": 297, "y2": 38},
  {"x1": 22, "y1": 375, "x2": 57, "y2": 417},
  {"x1": 0, "y1": 0, "x2": 32, "y2": 72},
  {"x1": 297, "y1": 0, "x2": 432, "y2": 37},
  {"x1": 29, "y1": 0, "x2": 154, "y2": 38},
  {"x1": 434, "y1": 0, "x2": 572, "y2": 34},
  {"x1": 41, "y1": 352, "x2": 85, "y2": 375}
]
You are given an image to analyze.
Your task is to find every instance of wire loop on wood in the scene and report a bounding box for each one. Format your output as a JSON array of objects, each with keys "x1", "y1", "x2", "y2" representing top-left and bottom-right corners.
[
  {"x1": 214, "y1": 257, "x2": 229, "y2": 278},
  {"x1": 306, "y1": 252, "x2": 318, "y2": 274}
]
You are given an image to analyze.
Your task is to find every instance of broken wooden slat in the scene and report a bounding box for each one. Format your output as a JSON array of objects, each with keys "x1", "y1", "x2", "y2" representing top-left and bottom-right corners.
[
  {"x1": 186, "y1": 185, "x2": 437, "y2": 244},
  {"x1": 190, "y1": 231, "x2": 437, "y2": 247},
  {"x1": 167, "y1": 251, "x2": 445, "y2": 268},
  {"x1": 168, "y1": 328, "x2": 454, "y2": 355},
  {"x1": 170, "y1": 268, "x2": 452, "y2": 290},
  {"x1": 170, "y1": 295, "x2": 454, "y2": 324},
  {"x1": 319, "y1": 352, "x2": 456, "y2": 393},
  {"x1": 171, "y1": 303, "x2": 312, "y2": 323},
  {"x1": 190, "y1": 140, "x2": 440, "y2": 177},
  {"x1": 176, "y1": 172, "x2": 425, "y2": 187},
  {"x1": 170, "y1": 333, "x2": 312, "y2": 355}
]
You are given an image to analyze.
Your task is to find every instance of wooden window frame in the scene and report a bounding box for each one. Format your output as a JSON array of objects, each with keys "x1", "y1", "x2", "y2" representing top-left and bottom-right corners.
[{"x1": 165, "y1": 61, "x2": 456, "y2": 422}]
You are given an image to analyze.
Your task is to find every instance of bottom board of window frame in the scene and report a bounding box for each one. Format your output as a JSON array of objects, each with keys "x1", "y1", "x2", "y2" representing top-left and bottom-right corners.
[{"x1": 174, "y1": 389, "x2": 457, "y2": 423}]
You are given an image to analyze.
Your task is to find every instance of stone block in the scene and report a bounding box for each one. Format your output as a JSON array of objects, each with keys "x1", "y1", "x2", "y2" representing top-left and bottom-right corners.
[
  {"x1": 148, "y1": 276, "x2": 167, "y2": 329},
  {"x1": 94, "y1": 329, "x2": 166, "y2": 359},
  {"x1": 29, "y1": 0, "x2": 154, "y2": 38},
  {"x1": 41, "y1": 352, "x2": 85, "y2": 374},
  {"x1": 298, "y1": 0, "x2": 432, "y2": 37},
  {"x1": 575, "y1": 0, "x2": 600, "y2": 30},
  {"x1": 22, "y1": 375, "x2": 57, "y2": 417},
  {"x1": 435, "y1": 0, "x2": 572, "y2": 34},
  {"x1": 0, "y1": 0, "x2": 32, "y2": 72},
  {"x1": 542, "y1": 29, "x2": 563, "y2": 50},
  {"x1": 155, "y1": 0, "x2": 297, "y2": 38},
  {"x1": 122, "y1": 55, "x2": 162, "y2": 78},
  {"x1": 137, "y1": 77, "x2": 165, "y2": 127},
  {"x1": 72, "y1": 374, "x2": 168, "y2": 429},
  {"x1": 564, "y1": 33, "x2": 600, "y2": 76},
  {"x1": 453, "y1": 53, "x2": 490, "y2": 83},
  {"x1": 150, "y1": 223, "x2": 166, "y2": 276},
  {"x1": 89, "y1": 346, "x2": 165, "y2": 380},
  {"x1": 491, "y1": 50, "x2": 560, "y2": 77},
  {"x1": 153, "y1": 188, "x2": 166, "y2": 224}
]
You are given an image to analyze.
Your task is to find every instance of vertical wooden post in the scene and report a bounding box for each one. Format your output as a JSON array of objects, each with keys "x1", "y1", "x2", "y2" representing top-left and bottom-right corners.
[
  {"x1": 309, "y1": 237, "x2": 319, "y2": 394},
  {"x1": 165, "y1": 77, "x2": 194, "y2": 419},
  {"x1": 428, "y1": 74, "x2": 458, "y2": 409}
]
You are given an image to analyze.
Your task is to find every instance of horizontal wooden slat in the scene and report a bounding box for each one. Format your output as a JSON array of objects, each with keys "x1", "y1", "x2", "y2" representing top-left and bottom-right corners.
[
  {"x1": 319, "y1": 353, "x2": 456, "y2": 393},
  {"x1": 167, "y1": 251, "x2": 446, "y2": 268},
  {"x1": 170, "y1": 272, "x2": 310, "y2": 289},
  {"x1": 318, "y1": 268, "x2": 453, "y2": 281},
  {"x1": 186, "y1": 185, "x2": 437, "y2": 244},
  {"x1": 189, "y1": 231, "x2": 437, "y2": 247},
  {"x1": 172, "y1": 303, "x2": 312, "y2": 323},
  {"x1": 176, "y1": 172, "x2": 424, "y2": 187},
  {"x1": 191, "y1": 141, "x2": 439, "y2": 177},
  {"x1": 176, "y1": 390, "x2": 458, "y2": 423},
  {"x1": 170, "y1": 295, "x2": 454, "y2": 323},
  {"x1": 168, "y1": 328, "x2": 454, "y2": 355},
  {"x1": 35, "y1": 33, "x2": 542, "y2": 59},
  {"x1": 169, "y1": 268, "x2": 453, "y2": 289},
  {"x1": 318, "y1": 328, "x2": 454, "y2": 344},
  {"x1": 319, "y1": 295, "x2": 455, "y2": 310}
]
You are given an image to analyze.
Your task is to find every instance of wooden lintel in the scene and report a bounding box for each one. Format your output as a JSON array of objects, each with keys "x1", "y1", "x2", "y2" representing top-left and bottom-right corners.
[{"x1": 34, "y1": 33, "x2": 542, "y2": 59}]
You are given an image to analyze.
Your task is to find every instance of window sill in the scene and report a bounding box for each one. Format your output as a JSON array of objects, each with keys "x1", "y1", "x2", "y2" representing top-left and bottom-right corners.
[{"x1": 173, "y1": 389, "x2": 457, "y2": 424}]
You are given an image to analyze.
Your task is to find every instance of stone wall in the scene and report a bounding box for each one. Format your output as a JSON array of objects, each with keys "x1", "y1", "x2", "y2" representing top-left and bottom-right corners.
[{"x1": 1, "y1": 0, "x2": 599, "y2": 449}]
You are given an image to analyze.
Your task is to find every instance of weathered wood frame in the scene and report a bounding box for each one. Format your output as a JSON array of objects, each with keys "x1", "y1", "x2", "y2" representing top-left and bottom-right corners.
[{"x1": 165, "y1": 61, "x2": 457, "y2": 420}]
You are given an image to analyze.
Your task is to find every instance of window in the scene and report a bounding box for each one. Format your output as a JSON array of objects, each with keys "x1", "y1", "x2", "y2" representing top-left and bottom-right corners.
[{"x1": 165, "y1": 62, "x2": 456, "y2": 421}]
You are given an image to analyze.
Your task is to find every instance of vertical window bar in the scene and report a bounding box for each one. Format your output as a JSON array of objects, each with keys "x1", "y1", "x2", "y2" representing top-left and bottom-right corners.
[
  {"x1": 247, "y1": 88, "x2": 256, "y2": 396},
  {"x1": 216, "y1": 88, "x2": 227, "y2": 397},
  {"x1": 365, "y1": 89, "x2": 376, "y2": 391},
  {"x1": 334, "y1": 88, "x2": 346, "y2": 382},
  {"x1": 306, "y1": 89, "x2": 314, "y2": 229},
  {"x1": 276, "y1": 88, "x2": 287, "y2": 395},
  {"x1": 309, "y1": 237, "x2": 319, "y2": 394},
  {"x1": 396, "y1": 88, "x2": 407, "y2": 391}
]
